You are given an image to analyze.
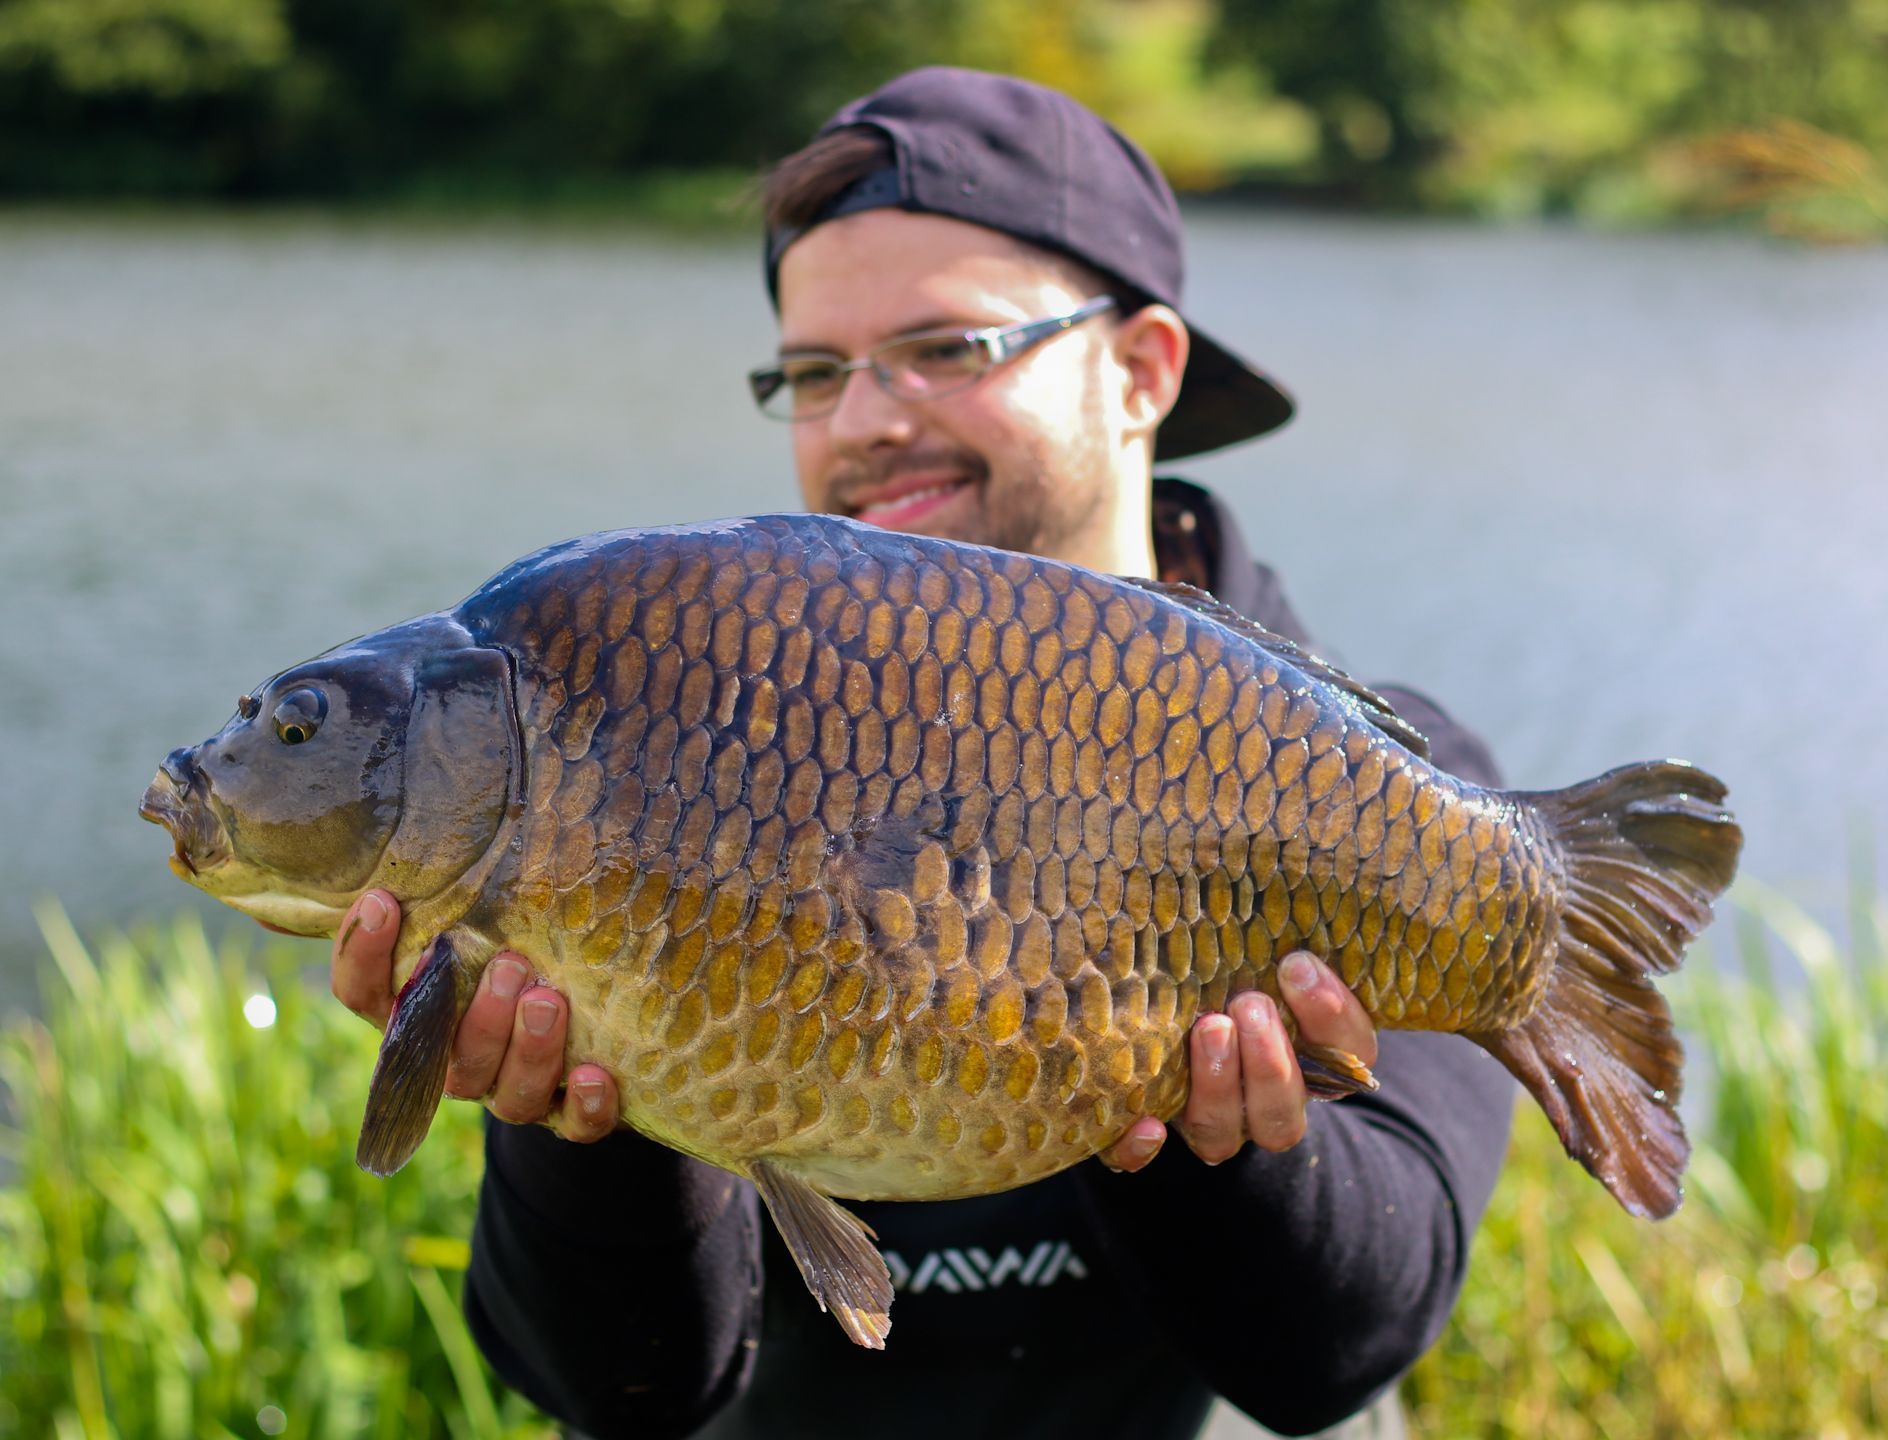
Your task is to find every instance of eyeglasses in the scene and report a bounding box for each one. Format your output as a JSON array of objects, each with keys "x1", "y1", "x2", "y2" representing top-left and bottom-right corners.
[{"x1": 748, "y1": 296, "x2": 1117, "y2": 422}]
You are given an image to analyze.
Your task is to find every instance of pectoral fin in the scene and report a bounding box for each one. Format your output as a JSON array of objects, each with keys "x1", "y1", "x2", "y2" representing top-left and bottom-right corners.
[
  {"x1": 750, "y1": 1159, "x2": 893, "y2": 1349},
  {"x1": 357, "y1": 934, "x2": 465, "y2": 1177}
]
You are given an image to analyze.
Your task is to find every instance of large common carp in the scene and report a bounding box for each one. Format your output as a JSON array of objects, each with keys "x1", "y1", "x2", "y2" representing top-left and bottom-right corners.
[{"x1": 141, "y1": 514, "x2": 1741, "y2": 1347}]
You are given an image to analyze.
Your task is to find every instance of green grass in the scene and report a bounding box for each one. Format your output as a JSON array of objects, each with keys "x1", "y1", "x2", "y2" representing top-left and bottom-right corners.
[
  {"x1": 1404, "y1": 865, "x2": 1888, "y2": 1438},
  {"x1": 3, "y1": 873, "x2": 1882, "y2": 1436},
  {"x1": 0, "y1": 904, "x2": 552, "y2": 1440}
]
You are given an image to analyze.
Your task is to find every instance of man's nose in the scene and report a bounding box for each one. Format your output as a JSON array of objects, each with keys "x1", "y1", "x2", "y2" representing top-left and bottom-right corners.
[{"x1": 825, "y1": 365, "x2": 916, "y2": 452}]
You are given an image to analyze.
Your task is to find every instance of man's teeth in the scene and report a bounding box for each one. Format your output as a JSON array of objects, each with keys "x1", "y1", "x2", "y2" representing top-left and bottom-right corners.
[{"x1": 858, "y1": 482, "x2": 960, "y2": 518}]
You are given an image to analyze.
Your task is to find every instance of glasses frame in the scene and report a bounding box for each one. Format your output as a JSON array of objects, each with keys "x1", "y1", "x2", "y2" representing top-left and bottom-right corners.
[{"x1": 748, "y1": 295, "x2": 1118, "y2": 422}]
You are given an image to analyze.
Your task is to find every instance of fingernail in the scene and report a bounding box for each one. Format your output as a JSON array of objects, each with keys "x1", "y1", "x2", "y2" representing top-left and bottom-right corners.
[
  {"x1": 572, "y1": 1078, "x2": 606, "y2": 1118},
  {"x1": 1201, "y1": 1015, "x2": 1234, "y2": 1071},
  {"x1": 522, "y1": 998, "x2": 558, "y2": 1035},
  {"x1": 1281, "y1": 953, "x2": 1321, "y2": 994},
  {"x1": 357, "y1": 893, "x2": 388, "y2": 933},
  {"x1": 1240, "y1": 991, "x2": 1277, "y2": 1032},
  {"x1": 490, "y1": 958, "x2": 527, "y2": 999},
  {"x1": 1130, "y1": 1128, "x2": 1165, "y2": 1164}
]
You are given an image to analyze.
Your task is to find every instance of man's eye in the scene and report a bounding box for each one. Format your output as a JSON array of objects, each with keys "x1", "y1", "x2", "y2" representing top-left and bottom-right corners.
[
  {"x1": 784, "y1": 363, "x2": 842, "y2": 393},
  {"x1": 905, "y1": 338, "x2": 977, "y2": 372}
]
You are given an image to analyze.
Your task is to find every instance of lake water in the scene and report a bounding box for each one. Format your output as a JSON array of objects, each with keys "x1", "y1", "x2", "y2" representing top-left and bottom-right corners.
[{"x1": 2, "y1": 208, "x2": 1884, "y2": 1012}]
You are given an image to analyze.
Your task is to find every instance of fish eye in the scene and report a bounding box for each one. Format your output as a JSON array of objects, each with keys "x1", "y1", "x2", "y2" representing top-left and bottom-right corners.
[{"x1": 271, "y1": 687, "x2": 328, "y2": 746}]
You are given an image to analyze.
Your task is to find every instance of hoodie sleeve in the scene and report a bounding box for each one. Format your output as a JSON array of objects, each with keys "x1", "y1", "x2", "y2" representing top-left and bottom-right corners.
[{"x1": 463, "y1": 1119, "x2": 762, "y2": 1439}]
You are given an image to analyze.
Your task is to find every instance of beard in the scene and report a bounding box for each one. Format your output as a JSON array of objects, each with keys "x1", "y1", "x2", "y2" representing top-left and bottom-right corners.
[{"x1": 821, "y1": 367, "x2": 1118, "y2": 565}]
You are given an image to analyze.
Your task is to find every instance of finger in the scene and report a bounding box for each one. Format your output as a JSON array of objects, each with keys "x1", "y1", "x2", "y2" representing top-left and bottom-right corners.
[
  {"x1": 487, "y1": 985, "x2": 569, "y2": 1125},
  {"x1": 330, "y1": 890, "x2": 400, "y2": 1028},
  {"x1": 1278, "y1": 952, "x2": 1379, "y2": 1067},
  {"x1": 1232, "y1": 991, "x2": 1307, "y2": 1152},
  {"x1": 443, "y1": 953, "x2": 531, "y2": 1101},
  {"x1": 557, "y1": 1063, "x2": 621, "y2": 1144},
  {"x1": 1098, "y1": 1117, "x2": 1167, "y2": 1173},
  {"x1": 1178, "y1": 1013, "x2": 1244, "y2": 1165}
]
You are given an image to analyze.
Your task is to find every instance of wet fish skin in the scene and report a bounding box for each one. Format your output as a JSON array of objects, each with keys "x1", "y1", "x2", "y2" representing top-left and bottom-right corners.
[
  {"x1": 143, "y1": 513, "x2": 1742, "y2": 1348},
  {"x1": 468, "y1": 517, "x2": 1553, "y2": 1202},
  {"x1": 445, "y1": 516, "x2": 1735, "y2": 1215}
]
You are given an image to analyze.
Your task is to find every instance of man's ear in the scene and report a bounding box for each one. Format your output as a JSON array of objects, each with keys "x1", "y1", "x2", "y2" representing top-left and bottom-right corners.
[{"x1": 1114, "y1": 303, "x2": 1190, "y2": 438}]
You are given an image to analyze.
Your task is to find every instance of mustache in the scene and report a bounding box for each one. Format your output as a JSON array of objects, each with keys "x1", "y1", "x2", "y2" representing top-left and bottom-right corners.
[{"x1": 828, "y1": 450, "x2": 989, "y2": 508}]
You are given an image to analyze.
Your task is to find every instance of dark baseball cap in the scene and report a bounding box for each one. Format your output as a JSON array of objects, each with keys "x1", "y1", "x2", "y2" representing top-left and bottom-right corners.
[{"x1": 764, "y1": 66, "x2": 1294, "y2": 460}]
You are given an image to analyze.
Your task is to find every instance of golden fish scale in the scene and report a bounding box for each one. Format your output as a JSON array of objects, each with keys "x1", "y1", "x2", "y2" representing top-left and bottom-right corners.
[{"x1": 472, "y1": 517, "x2": 1556, "y2": 1200}]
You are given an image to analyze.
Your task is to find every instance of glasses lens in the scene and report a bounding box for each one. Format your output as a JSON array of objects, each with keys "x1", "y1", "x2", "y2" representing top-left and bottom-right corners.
[
  {"x1": 749, "y1": 367, "x2": 788, "y2": 417},
  {"x1": 880, "y1": 333, "x2": 988, "y2": 400},
  {"x1": 752, "y1": 358, "x2": 846, "y2": 420}
]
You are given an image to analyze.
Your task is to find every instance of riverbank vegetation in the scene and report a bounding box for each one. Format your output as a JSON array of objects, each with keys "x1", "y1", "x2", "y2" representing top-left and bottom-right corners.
[
  {"x1": 2, "y1": 876, "x2": 1882, "y2": 1436},
  {"x1": 0, "y1": 0, "x2": 1883, "y2": 235},
  {"x1": 1407, "y1": 868, "x2": 1887, "y2": 1437},
  {"x1": 0, "y1": 906, "x2": 543, "y2": 1439}
]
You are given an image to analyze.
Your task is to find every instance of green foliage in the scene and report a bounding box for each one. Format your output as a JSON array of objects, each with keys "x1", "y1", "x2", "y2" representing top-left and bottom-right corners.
[
  {"x1": 0, "y1": 905, "x2": 551, "y2": 1440},
  {"x1": 1206, "y1": 0, "x2": 1888, "y2": 226},
  {"x1": 1404, "y1": 874, "x2": 1888, "y2": 1436},
  {"x1": 0, "y1": 0, "x2": 289, "y2": 97},
  {"x1": 0, "y1": 0, "x2": 1057, "y2": 196},
  {"x1": 3, "y1": 0, "x2": 1884, "y2": 227},
  {"x1": 3, "y1": 876, "x2": 1881, "y2": 1433}
]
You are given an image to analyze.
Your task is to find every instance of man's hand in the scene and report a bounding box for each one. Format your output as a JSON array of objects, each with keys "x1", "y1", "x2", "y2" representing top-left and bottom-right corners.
[
  {"x1": 330, "y1": 890, "x2": 620, "y2": 1142},
  {"x1": 1100, "y1": 951, "x2": 1376, "y2": 1172}
]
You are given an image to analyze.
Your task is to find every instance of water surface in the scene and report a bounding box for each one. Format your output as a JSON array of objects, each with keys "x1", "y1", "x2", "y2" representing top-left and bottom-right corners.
[{"x1": 2, "y1": 209, "x2": 1883, "y2": 1008}]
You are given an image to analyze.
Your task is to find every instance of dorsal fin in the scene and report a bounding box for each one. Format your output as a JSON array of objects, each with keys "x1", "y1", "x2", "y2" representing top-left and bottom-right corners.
[{"x1": 1122, "y1": 576, "x2": 1431, "y2": 759}]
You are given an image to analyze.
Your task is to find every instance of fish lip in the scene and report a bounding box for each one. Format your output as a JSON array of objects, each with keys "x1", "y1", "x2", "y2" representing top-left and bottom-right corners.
[{"x1": 140, "y1": 772, "x2": 230, "y2": 877}]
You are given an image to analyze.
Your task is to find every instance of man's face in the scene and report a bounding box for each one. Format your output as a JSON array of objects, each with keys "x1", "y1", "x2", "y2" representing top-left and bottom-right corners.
[{"x1": 774, "y1": 210, "x2": 1127, "y2": 561}]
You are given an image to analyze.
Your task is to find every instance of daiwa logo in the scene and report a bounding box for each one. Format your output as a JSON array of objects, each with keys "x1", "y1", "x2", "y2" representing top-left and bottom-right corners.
[{"x1": 881, "y1": 1242, "x2": 1089, "y2": 1294}]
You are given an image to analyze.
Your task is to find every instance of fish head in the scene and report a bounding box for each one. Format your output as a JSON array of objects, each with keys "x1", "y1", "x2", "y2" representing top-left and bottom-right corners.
[{"x1": 141, "y1": 615, "x2": 520, "y2": 938}]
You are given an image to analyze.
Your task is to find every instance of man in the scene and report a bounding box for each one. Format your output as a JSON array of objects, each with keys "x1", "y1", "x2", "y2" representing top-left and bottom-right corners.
[{"x1": 331, "y1": 68, "x2": 1513, "y2": 1439}]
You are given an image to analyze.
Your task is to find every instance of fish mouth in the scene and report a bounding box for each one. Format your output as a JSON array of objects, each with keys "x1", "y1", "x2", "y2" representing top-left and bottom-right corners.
[{"x1": 139, "y1": 772, "x2": 231, "y2": 879}]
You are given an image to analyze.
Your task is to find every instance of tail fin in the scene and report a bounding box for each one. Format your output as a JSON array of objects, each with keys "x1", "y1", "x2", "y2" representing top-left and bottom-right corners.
[{"x1": 1473, "y1": 761, "x2": 1742, "y2": 1218}]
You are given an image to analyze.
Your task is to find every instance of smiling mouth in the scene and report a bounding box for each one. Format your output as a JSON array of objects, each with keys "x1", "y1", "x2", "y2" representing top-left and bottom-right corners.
[{"x1": 848, "y1": 474, "x2": 974, "y2": 528}]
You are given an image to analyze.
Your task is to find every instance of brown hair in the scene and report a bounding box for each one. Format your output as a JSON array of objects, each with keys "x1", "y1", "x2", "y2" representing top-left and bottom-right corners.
[
  {"x1": 762, "y1": 126, "x2": 895, "y2": 234},
  {"x1": 760, "y1": 123, "x2": 1125, "y2": 309}
]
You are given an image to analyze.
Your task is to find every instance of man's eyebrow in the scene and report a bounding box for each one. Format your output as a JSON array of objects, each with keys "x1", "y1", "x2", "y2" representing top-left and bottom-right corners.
[
  {"x1": 775, "y1": 315, "x2": 982, "y2": 358},
  {"x1": 890, "y1": 314, "x2": 982, "y2": 338}
]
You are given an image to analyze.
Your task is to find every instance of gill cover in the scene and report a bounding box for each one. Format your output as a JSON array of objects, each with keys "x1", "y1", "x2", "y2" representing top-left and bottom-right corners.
[{"x1": 374, "y1": 640, "x2": 523, "y2": 901}]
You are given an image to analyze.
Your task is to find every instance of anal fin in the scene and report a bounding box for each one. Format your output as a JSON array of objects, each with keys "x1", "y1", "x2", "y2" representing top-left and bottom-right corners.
[
  {"x1": 750, "y1": 1159, "x2": 893, "y2": 1349},
  {"x1": 357, "y1": 934, "x2": 464, "y2": 1177}
]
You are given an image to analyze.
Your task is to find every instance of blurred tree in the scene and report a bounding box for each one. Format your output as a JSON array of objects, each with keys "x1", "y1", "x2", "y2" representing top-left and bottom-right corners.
[
  {"x1": 0, "y1": 0, "x2": 290, "y2": 190},
  {"x1": 0, "y1": 0, "x2": 1882, "y2": 219},
  {"x1": 1204, "y1": 0, "x2": 1888, "y2": 220},
  {"x1": 0, "y1": 0, "x2": 990, "y2": 193},
  {"x1": 0, "y1": 0, "x2": 289, "y2": 97},
  {"x1": 1204, "y1": 0, "x2": 1444, "y2": 196}
]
